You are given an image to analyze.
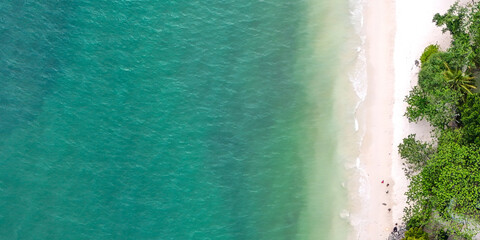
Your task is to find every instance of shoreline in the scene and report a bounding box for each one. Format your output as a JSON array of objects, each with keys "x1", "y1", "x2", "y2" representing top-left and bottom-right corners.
[{"x1": 350, "y1": 0, "x2": 467, "y2": 238}]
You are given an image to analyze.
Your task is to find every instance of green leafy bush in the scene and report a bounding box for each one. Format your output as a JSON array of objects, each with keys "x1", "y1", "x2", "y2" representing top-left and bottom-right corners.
[
  {"x1": 406, "y1": 130, "x2": 480, "y2": 219},
  {"x1": 435, "y1": 230, "x2": 449, "y2": 240},
  {"x1": 398, "y1": 134, "x2": 434, "y2": 178},
  {"x1": 403, "y1": 227, "x2": 428, "y2": 240},
  {"x1": 460, "y1": 94, "x2": 480, "y2": 144},
  {"x1": 420, "y1": 44, "x2": 440, "y2": 65},
  {"x1": 405, "y1": 52, "x2": 462, "y2": 129}
]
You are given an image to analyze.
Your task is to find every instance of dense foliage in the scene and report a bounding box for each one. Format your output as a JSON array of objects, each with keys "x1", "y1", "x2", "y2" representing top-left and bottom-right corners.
[
  {"x1": 460, "y1": 94, "x2": 480, "y2": 145},
  {"x1": 406, "y1": 130, "x2": 480, "y2": 218},
  {"x1": 405, "y1": 52, "x2": 461, "y2": 129},
  {"x1": 400, "y1": 1, "x2": 480, "y2": 239},
  {"x1": 398, "y1": 134, "x2": 434, "y2": 178},
  {"x1": 403, "y1": 227, "x2": 429, "y2": 240}
]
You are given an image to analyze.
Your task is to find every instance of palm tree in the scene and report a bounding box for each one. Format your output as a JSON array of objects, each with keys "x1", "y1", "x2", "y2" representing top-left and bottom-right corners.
[{"x1": 443, "y1": 62, "x2": 477, "y2": 95}]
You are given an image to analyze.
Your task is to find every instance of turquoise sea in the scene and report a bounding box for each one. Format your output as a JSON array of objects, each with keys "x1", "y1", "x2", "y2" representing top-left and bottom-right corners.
[{"x1": 0, "y1": 0, "x2": 359, "y2": 239}]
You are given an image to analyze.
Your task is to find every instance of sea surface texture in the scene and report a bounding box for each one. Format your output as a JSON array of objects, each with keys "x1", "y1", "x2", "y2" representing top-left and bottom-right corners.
[{"x1": 0, "y1": 0, "x2": 353, "y2": 239}]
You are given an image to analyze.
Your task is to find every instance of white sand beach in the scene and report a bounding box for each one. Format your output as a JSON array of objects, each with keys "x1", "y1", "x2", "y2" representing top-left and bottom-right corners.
[
  {"x1": 351, "y1": 0, "x2": 466, "y2": 239},
  {"x1": 357, "y1": 0, "x2": 396, "y2": 238}
]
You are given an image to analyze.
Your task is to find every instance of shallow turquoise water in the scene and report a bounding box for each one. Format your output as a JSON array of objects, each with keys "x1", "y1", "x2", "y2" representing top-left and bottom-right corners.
[{"x1": 0, "y1": 1, "x2": 352, "y2": 239}]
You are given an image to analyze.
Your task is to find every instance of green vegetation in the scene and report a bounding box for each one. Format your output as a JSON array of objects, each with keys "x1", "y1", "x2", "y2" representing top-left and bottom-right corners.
[
  {"x1": 405, "y1": 52, "x2": 461, "y2": 129},
  {"x1": 436, "y1": 230, "x2": 449, "y2": 240},
  {"x1": 460, "y1": 94, "x2": 480, "y2": 145},
  {"x1": 400, "y1": 1, "x2": 480, "y2": 239},
  {"x1": 443, "y1": 62, "x2": 477, "y2": 95},
  {"x1": 403, "y1": 227, "x2": 429, "y2": 240},
  {"x1": 420, "y1": 44, "x2": 440, "y2": 65}
]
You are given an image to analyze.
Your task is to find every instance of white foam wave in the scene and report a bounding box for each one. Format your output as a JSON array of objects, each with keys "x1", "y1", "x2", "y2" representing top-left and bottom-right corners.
[
  {"x1": 346, "y1": 0, "x2": 370, "y2": 238},
  {"x1": 348, "y1": 0, "x2": 368, "y2": 102}
]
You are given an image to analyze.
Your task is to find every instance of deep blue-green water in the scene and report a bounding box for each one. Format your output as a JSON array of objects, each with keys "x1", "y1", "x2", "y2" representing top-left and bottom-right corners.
[{"x1": 0, "y1": 1, "x2": 354, "y2": 239}]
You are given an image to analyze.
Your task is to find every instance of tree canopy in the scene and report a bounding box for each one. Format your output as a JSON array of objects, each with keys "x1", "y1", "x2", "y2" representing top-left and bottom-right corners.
[
  {"x1": 405, "y1": 52, "x2": 461, "y2": 129},
  {"x1": 460, "y1": 94, "x2": 480, "y2": 145},
  {"x1": 400, "y1": 1, "x2": 480, "y2": 239}
]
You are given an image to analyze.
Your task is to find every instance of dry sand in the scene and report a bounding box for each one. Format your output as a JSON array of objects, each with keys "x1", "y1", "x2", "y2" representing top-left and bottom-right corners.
[
  {"x1": 356, "y1": 0, "x2": 396, "y2": 238},
  {"x1": 352, "y1": 0, "x2": 466, "y2": 239}
]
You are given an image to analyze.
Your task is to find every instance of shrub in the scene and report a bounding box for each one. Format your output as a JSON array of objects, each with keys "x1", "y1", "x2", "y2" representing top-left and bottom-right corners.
[
  {"x1": 420, "y1": 44, "x2": 440, "y2": 65},
  {"x1": 403, "y1": 227, "x2": 429, "y2": 240},
  {"x1": 435, "y1": 230, "x2": 449, "y2": 240}
]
